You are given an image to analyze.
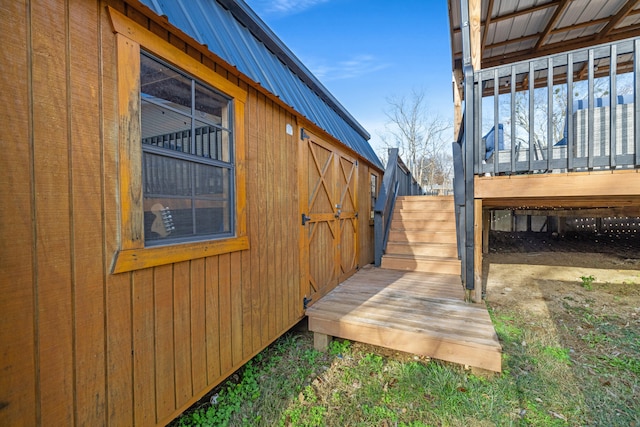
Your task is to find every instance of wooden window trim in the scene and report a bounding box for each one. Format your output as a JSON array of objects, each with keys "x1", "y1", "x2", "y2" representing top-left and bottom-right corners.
[
  {"x1": 108, "y1": 7, "x2": 248, "y2": 273},
  {"x1": 369, "y1": 172, "x2": 379, "y2": 226}
]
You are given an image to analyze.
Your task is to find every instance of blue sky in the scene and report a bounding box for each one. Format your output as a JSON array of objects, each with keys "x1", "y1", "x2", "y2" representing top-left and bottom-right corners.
[{"x1": 243, "y1": 0, "x2": 454, "y2": 154}]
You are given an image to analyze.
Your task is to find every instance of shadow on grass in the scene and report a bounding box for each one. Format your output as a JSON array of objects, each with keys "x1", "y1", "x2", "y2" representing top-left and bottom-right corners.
[{"x1": 484, "y1": 253, "x2": 640, "y2": 426}]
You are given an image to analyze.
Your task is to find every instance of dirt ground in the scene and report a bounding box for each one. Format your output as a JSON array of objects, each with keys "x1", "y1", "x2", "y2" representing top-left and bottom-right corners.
[{"x1": 484, "y1": 230, "x2": 640, "y2": 341}]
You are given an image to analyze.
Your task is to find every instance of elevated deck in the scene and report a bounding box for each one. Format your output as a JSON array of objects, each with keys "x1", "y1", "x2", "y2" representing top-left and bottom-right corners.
[
  {"x1": 475, "y1": 169, "x2": 640, "y2": 204},
  {"x1": 306, "y1": 266, "x2": 502, "y2": 372},
  {"x1": 467, "y1": 169, "x2": 640, "y2": 301}
]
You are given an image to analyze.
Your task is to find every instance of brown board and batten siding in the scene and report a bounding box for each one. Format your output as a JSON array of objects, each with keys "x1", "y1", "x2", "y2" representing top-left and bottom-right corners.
[
  {"x1": 359, "y1": 167, "x2": 380, "y2": 267},
  {"x1": 0, "y1": 1, "x2": 381, "y2": 426}
]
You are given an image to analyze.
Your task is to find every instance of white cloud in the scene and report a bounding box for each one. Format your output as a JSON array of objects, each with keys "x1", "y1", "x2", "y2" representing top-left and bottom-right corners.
[
  {"x1": 246, "y1": 0, "x2": 331, "y2": 16},
  {"x1": 305, "y1": 54, "x2": 391, "y2": 81}
]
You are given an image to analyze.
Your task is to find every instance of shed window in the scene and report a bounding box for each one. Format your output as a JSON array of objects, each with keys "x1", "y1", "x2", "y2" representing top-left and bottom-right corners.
[
  {"x1": 110, "y1": 7, "x2": 248, "y2": 273},
  {"x1": 141, "y1": 53, "x2": 234, "y2": 245},
  {"x1": 370, "y1": 173, "x2": 378, "y2": 220}
]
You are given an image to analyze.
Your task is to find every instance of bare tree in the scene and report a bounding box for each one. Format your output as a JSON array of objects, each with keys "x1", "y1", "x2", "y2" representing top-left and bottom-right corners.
[{"x1": 379, "y1": 89, "x2": 453, "y2": 192}]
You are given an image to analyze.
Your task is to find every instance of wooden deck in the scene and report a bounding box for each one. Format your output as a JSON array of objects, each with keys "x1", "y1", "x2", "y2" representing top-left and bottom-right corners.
[{"x1": 306, "y1": 266, "x2": 502, "y2": 372}]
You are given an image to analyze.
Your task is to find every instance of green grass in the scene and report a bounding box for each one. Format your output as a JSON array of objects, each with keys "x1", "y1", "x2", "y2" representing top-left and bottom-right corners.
[{"x1": 172, "y1": 293, "x2": 640, "y2": 427}]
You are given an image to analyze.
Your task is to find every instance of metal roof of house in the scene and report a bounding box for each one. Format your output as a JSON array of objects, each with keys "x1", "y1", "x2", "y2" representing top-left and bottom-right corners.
[
  {"x1": 138, "y1": 0, "x2": 383, "y2": 169},
  {"x1": 449, "y1": 0, "x2": 640, "y2": 70}
]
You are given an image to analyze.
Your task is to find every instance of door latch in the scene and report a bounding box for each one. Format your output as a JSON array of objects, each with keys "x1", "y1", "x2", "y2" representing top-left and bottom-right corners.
[
  {"x1": 301, "y1": 213, "x2": 311, "y2": 225},
  {"x1": 303, "y1": 296, "x2": 313, "y2": 309}
]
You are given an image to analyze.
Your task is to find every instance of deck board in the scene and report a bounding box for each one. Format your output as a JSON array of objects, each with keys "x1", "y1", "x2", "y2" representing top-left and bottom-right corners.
[{"x1": 306, "y1": 266, "x2": 502, "y2": 372}]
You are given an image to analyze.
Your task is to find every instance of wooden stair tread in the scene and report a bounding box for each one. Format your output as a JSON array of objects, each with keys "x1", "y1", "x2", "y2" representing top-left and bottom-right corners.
[
  {"x1": 388, "y1": 231, "x2": 457, "y2": 244},
  {"x1": 395, "y1": 207, "x2": 454, "y2": 212},
  {"x1": 385, "y1": 246, "x2": 458, "y2": 258},
  {"x1": 382, "y1": 253, "x2": 460, "y2": 262},
  {"x1": 392, "y1": 212, "x2": 454, "y2": 221},
  {"x1": 381, "y1": 258, "x2": 461, "y2": 275},
  {"x1": 385, "y1": 242, "x2": 458, "y2": 250},
  {"x1": 391, "y1": 224, "x2": 457, "y2": 231},
  {"x1": 389, "y1": 231, "x2": 456, "y2": 235},
  {"x1": 386, "y1": 241, "x2": 457, "y2": 247},
  {"x1": 382, "y1": 195, "x2": 462, "y2": 288}
]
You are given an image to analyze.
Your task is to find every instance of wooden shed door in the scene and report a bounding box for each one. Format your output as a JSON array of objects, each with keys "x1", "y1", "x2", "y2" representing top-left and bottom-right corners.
[
  {"x1": 337, "y1": 154, "x2": 358, "y2": 283},
  {"x1": 299, "y1": 131, "x2": 358, "y2": 308}
]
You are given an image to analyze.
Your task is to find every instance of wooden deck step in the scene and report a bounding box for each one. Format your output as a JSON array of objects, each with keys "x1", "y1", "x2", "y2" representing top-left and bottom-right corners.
[
  {"x1": 391, "y1": 219, "x2": 457, "y2": 231},
  {"x1": 388, "y1": 229, "x2": 457, "y2": 244},
  {"x1": 392, "y1": 210, "x2": 454, "y2": 221},
  {"x1": 395, "y1": 200, "x2": 455, "y2": 211},
  {"x1": 386, "y1": 241, "x2": 458, "y2": 258},
  {"x1": 383, "y1": 195, "x2": 460, "y2": 279},
  {"x1": 307, "y1": 267, "x2": 502, "y2": 372},
  {"x1": 381, "y1": 254, "x2": 461, "y2": 275}
]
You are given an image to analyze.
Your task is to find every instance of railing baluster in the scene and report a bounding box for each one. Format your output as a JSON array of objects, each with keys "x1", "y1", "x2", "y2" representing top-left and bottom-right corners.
[
  {"x1": 478, "y1": 74, "x2": 484, "y2": 173},
  {"x1": 529, "y1": 61, "x2": 535, "y2": 171},
  {"x1": 510, "y1": 65, "x2": 516, "y2": 173},
  {"x1": 474, "y1": 74, "x2": 482, "y2": 175},
  {"x1": 635, "y1": 39, "x2": 640, "y2": 166},
  {"x1": 588, "y1": 48, "x2": 595, "y2": 170},
  {"x1": 493, "y1": 69, "x2": 499, "y2": 174},
  {"x1": 610, "y1": 44, "x2": 617, "y2": 169},
  {"x1": 567, "y1": 53, "x2": 574, "y2": 171},
  {"x1": 547, "y1": 56, "x2": 553, "y2": 171}
]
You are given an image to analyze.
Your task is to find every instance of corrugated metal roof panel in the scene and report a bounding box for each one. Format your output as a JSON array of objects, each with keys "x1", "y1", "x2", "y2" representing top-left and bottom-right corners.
[
  {"x1": 138, "y1": 0, "x2": 382, "y2": 169},
  {"x1": 622, "y1": 11, "x2": 640, "y2": 27},
  {"x1": 451, "y1": 0, "x2": 640, "y2": 71}
]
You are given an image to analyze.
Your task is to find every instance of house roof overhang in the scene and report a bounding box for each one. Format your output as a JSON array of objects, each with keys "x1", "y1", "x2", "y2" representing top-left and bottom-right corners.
[{"x1": 449, "y1": 0, "x2": 640, "y2": 75}]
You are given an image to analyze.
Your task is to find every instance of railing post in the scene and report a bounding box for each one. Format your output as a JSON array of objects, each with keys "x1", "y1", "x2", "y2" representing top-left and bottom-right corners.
[
  {"x1": 567, "y1": 53, "x2": 574, "y2": 171},
  {"x1": 460, "y1": 0, "x2": 475, "y2": 296},
  {"x1": 463, "y1": 64, "x2": 476, "y2": 294},
  {"x1": 452, "y1": 140, "x2": 465, "y2": 260},
  {"x1": 373, "y1": 211, "x2": 383, "y2": 267}
]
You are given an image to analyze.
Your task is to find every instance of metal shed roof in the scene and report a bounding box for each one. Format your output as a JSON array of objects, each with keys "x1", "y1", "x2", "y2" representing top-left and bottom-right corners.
[{"x1": 138, "y1": 0, "x2": 383, "y2": 169}]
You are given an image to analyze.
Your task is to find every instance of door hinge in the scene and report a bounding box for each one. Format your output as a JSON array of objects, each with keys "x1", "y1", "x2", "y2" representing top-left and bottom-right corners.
[
  {"x1": 355, "y1": 212, "x2": 359, "y2": 218},
  {"x1": 301, "y1": 213, "x2": 311, "y2": 225}
]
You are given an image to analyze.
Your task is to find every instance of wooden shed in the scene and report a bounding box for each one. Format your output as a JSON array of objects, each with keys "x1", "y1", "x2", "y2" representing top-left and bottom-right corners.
[{"x1": 0, "y1": 0, "x2": 383, "y2": 425}]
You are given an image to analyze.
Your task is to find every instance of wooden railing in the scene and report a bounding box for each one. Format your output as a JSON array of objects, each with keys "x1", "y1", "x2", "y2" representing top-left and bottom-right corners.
[
  {"x1": 470, "y1": 38, "x2": 640, "y2": 176},
  {"x1": 374, "y1": 148, "x2": 422, "y2": 267}
]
